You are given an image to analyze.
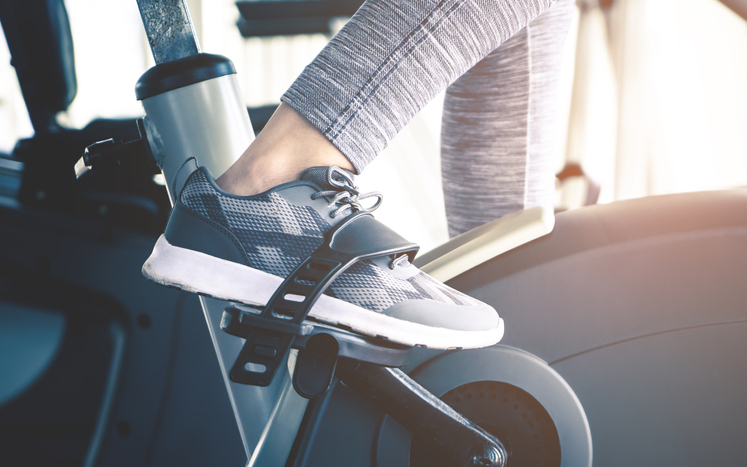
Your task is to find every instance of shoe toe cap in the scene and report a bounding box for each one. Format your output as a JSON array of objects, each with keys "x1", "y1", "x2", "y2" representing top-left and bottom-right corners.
[{"x1": 384, "y1": 299, "x2": 500, "y2": 332}]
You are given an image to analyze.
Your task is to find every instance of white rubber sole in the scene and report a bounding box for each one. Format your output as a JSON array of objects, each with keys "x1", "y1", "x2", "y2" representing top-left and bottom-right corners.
[{"x1": 142, "y1": 235, "x2": 504, "y2": 349}]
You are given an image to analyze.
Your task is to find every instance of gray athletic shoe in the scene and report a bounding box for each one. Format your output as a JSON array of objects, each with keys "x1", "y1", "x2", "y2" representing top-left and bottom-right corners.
[{"x1": 142, "y1": 163, "x2": 503, "y2": 349}]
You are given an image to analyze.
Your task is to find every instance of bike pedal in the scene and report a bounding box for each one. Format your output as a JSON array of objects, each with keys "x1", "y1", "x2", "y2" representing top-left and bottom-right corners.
[{"x1": 220, "y1": 305, "x2": 412, "y2": 394}]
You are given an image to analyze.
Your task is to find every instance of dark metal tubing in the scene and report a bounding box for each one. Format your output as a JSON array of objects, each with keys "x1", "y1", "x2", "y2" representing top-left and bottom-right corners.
[
  {"x1": 236, "y1": 0, "x2": 363, "y2": 20},
  {"x1": 136, "y1": 0, "x2": 200, "y2": 64},
  {"x1": 285, "y1": 381, "x2": 338, "y2": 467},
  {"x1": 337, "y1": 361, "x2": 507, "y2": 467}
]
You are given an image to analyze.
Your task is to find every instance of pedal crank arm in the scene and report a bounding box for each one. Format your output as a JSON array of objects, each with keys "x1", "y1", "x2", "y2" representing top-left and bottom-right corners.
[{"x1": 337, "y1": 360, "x2": 507, "y2": 467}]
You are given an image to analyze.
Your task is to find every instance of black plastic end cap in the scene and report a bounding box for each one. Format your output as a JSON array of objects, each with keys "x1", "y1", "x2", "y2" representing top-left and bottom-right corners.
[
  {"x1": 293, "y1": 333, "x2": 339, "y2": 399},
  {"x1": 135, "y1": 53, "x2": 236, "y2": 101}
]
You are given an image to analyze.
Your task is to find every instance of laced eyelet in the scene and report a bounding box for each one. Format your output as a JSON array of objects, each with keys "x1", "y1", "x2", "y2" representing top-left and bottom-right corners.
[
  {"x1": 312, "y1": 174, "x2": 384, "y2": 221},
  {"x1": 389, "y1": 254, "x2": 410, "y2": 270}
]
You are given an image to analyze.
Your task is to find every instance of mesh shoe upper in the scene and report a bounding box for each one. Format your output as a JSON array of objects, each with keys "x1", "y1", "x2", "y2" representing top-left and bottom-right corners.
[{"x1": 178, "y1": 167, "x2": 482, "y2": 314}]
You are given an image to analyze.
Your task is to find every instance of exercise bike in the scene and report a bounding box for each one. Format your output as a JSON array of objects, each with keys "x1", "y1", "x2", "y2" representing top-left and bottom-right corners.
[{"x1": 3, "y1": 0, "x2": 747, "y2": 465}]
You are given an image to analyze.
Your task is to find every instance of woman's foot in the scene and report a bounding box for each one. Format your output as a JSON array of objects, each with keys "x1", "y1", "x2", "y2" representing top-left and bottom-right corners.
[{"x1": 143, "y1": 162, "x2": 503, "y2": 349}]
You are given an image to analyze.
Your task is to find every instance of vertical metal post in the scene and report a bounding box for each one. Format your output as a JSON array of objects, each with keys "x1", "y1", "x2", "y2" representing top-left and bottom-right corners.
[
  {"x1": 133, "y1": 1, "x2": 308, "y2": 463},
  {"x1": 136, "y1": 0, "x2": 201, "y2": 64}
]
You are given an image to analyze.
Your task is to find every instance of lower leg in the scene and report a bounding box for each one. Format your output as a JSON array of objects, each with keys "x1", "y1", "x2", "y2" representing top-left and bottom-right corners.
[{"x1": 441, "y1": 0, "x2": 575, "y2": 236}]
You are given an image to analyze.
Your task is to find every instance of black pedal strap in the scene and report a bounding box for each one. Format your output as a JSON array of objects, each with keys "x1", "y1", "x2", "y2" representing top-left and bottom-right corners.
[{"x1": 229, "y1": 212, "x2": 419, "y2": 386}]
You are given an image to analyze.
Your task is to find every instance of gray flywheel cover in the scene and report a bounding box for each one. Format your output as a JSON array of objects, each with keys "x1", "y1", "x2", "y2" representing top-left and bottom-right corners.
[{"x1": 375, "y1": 345, "x2": 592, "y2": 467}]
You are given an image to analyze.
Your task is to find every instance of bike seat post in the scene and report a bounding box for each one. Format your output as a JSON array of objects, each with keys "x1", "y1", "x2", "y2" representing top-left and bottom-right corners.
[{"x1": 133, "y1": 2, "x2": 306, "y2": 464}]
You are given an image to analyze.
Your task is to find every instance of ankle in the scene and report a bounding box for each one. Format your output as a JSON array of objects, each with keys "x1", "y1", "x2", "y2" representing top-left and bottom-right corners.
[
  {"x1": 217, "y1": 154, "x2": 301, "y2": 195},
  {"x1": 216, "y1": 103, "x2": 355, "y2": 196}
]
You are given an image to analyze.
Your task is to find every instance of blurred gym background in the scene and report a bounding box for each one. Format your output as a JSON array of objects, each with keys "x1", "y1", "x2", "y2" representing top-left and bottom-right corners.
[
  {"x1": 1, "y1": 1, "x2": 746, "y2": 466},
  {"x1": 2, "y1": 0, "x2": 746, "y2": 250}
]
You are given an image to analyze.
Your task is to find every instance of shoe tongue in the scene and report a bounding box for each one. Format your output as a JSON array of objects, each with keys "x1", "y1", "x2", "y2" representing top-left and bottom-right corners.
[{"x1": 300, "y1": 166, "x2": 355, "y2": 191}]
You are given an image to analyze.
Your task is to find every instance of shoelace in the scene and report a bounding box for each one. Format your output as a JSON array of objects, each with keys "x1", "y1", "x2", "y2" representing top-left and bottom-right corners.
[
  {"x1": 311, "y1": 167, "x2": 410, "y2": 270},
  {"x1": 310, "y1": 166, "x2": 384, "y2": 219}
]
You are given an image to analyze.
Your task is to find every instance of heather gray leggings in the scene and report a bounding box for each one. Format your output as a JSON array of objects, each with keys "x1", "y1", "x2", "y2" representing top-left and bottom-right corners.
[{"x1": 282, "y1": 0, "x2": 575, "y2": 236}]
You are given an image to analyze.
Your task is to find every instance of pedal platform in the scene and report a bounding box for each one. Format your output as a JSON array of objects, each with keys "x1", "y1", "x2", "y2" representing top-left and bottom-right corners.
[{"x1": 221, "y1": 305, "x2": 412, "y2": 397}]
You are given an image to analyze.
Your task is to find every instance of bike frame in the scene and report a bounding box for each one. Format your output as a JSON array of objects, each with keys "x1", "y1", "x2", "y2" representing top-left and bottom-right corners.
[{"x1": 134, "y1": 1, "x2": 308, "y2": 463}]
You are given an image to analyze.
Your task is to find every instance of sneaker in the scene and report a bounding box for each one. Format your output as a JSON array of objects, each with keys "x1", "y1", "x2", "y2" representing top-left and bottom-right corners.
[{"x1": 142, "y1": 162, "x2": 503, "y2": 349}]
